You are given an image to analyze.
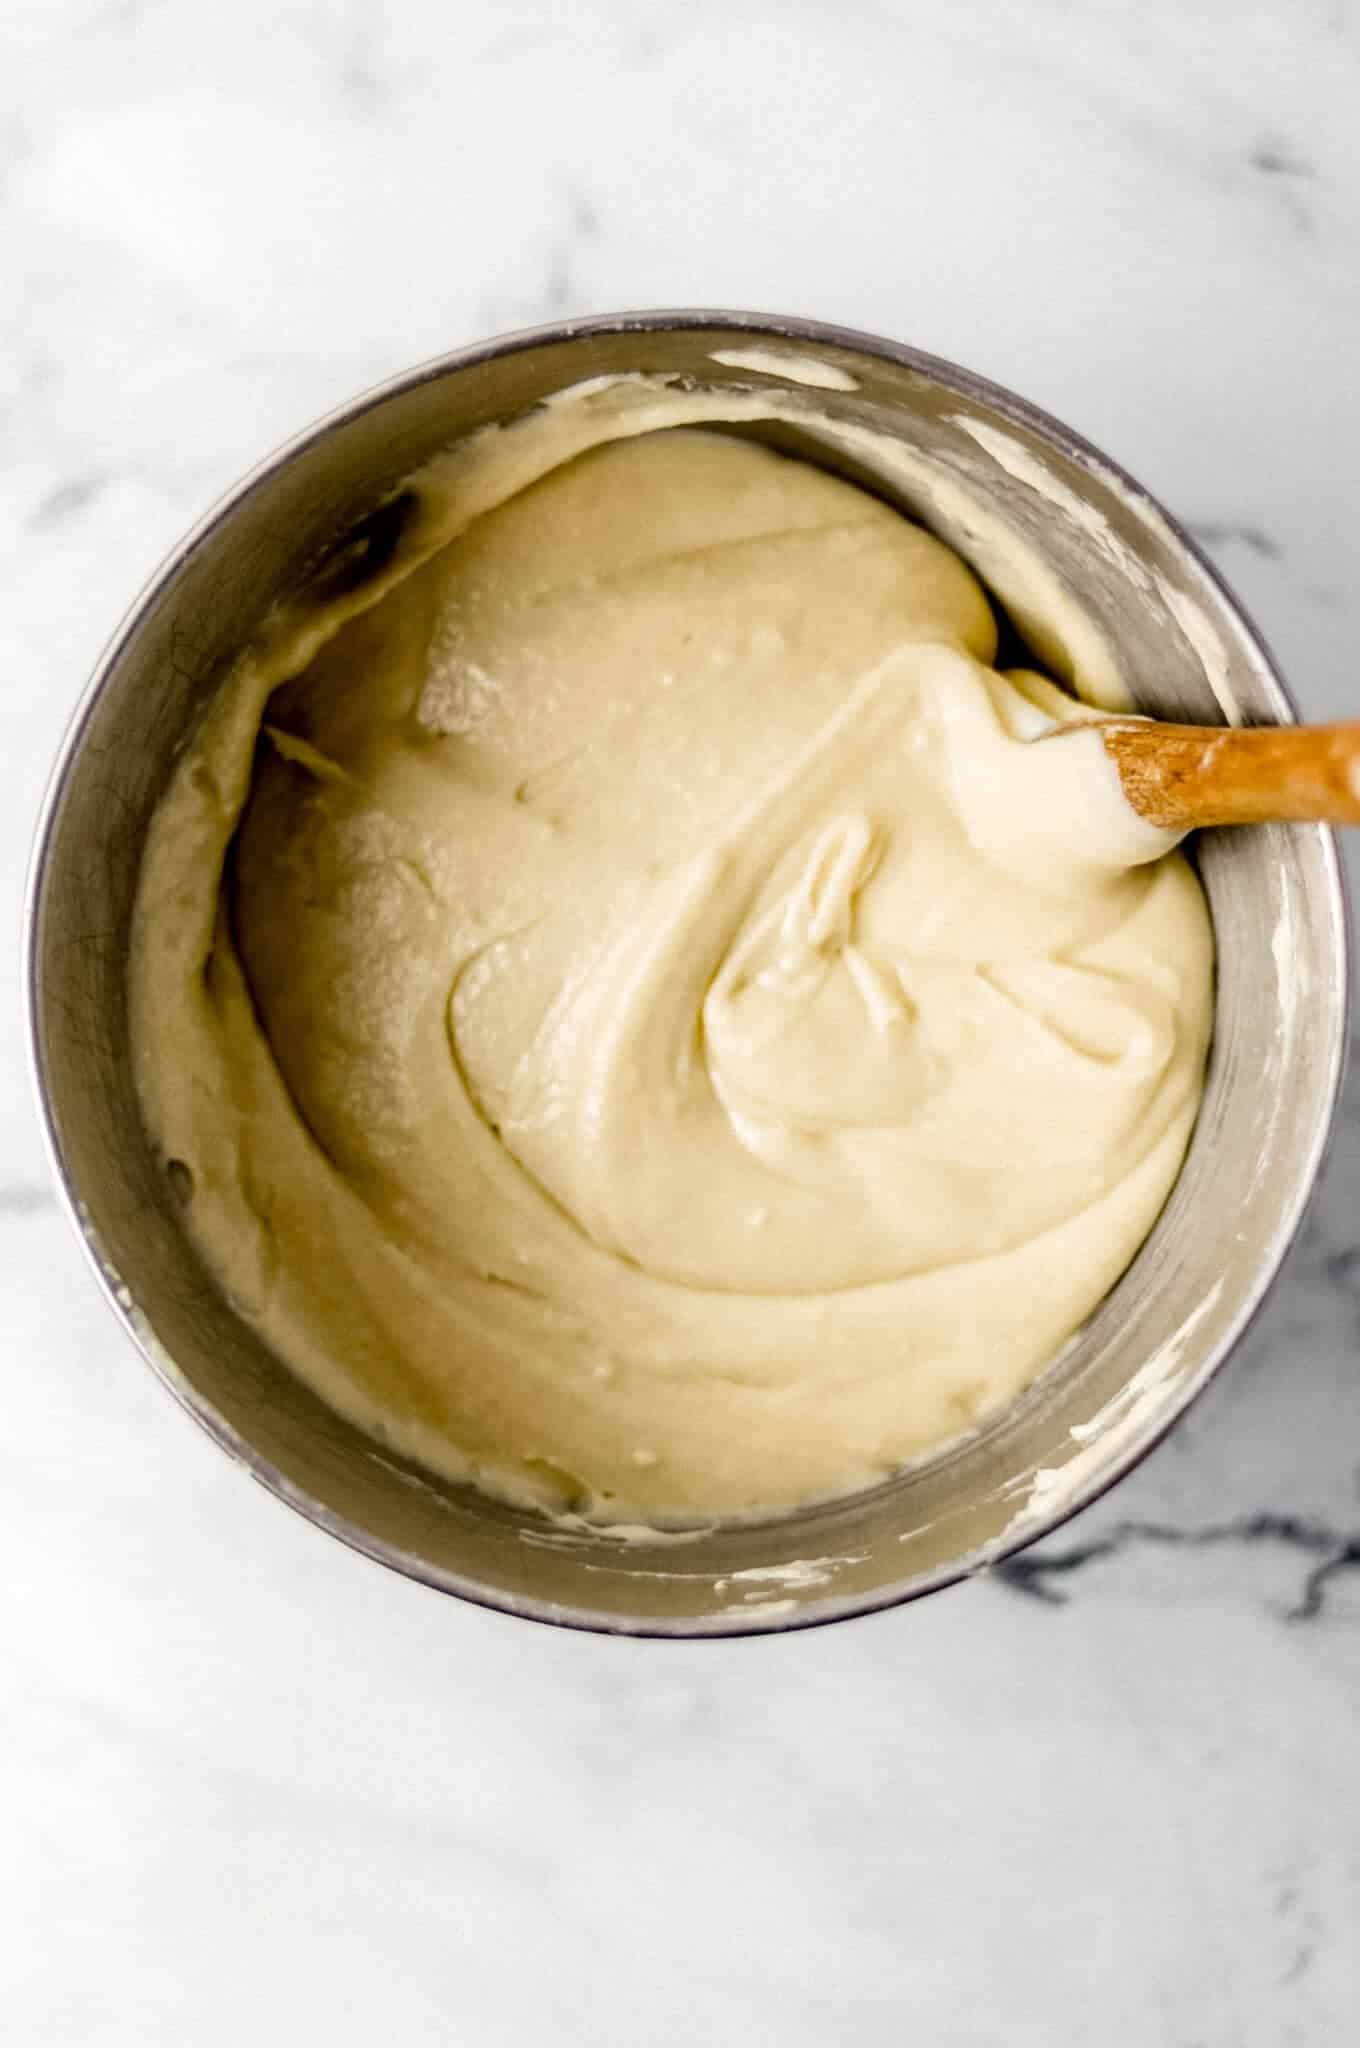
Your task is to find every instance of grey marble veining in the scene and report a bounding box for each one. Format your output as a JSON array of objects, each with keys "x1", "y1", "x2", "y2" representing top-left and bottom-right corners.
[{"x1": 2, "y1": 3, "x2": 1358, "y2": 2042}]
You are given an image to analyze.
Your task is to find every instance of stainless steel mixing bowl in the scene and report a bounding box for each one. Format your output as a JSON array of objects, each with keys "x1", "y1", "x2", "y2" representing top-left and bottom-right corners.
[{"x1": 25, "y1": 312, "x2": 1350, "y2": 1635}]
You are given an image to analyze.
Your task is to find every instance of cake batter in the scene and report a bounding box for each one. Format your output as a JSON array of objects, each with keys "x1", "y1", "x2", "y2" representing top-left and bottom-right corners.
[{"x1": 131, "y1": 381, "x2": 1214, "y2": 1522}]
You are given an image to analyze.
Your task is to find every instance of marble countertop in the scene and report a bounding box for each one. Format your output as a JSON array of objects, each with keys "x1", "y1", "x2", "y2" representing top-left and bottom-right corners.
[{"x1": 4, "y1": 2, "x2": 1358, "y2": 2040}]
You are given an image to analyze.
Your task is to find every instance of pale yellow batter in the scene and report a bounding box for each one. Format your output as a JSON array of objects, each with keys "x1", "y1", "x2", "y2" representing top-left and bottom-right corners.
[{"x1": 131, "y1": 379, "x2": 1214, "y2": 1523}]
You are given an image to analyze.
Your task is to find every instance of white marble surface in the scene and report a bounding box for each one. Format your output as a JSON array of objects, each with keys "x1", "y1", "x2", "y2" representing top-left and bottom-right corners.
[{"x1": 4, "y1": 2, "x2": 1360, "y2": 2040}]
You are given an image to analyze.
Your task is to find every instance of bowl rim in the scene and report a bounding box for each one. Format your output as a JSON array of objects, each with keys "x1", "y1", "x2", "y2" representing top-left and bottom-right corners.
[{"x1": 24, "y1": 307, "x2": 1353, "y2": 1637}]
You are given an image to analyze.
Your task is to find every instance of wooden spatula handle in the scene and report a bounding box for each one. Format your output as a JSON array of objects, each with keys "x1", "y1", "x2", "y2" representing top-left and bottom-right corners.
[{"x1": 1102, "y1": 719, "x2": 1360, "y2": 831}]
